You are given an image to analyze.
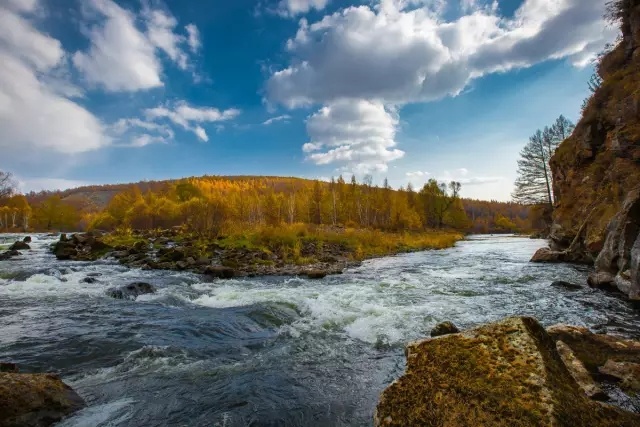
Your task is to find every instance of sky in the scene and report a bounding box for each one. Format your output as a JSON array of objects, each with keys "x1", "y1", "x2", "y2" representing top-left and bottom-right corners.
[{"x1": 0, "y1": 0, "x2": 618, "y2": 201}]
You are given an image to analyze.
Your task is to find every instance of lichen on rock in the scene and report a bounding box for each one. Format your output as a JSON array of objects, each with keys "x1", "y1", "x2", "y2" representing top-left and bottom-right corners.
[{"x1": 375, "y1": 317, "x2": 640, "y2": 427}]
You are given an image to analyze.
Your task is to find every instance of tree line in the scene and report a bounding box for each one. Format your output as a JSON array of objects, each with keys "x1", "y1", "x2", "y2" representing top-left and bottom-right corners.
[{"x1": 0, "y1": 173, "x2": 541, "y2": 235}]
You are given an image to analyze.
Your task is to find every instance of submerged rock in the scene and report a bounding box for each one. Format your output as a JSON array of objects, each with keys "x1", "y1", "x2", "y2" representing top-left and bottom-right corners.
[
  {"x1": 375, "y1": 317, "x2": 639, "y2": 427},
  {"x1": 107, "y1": 282, "x2": 156, "y2": 300},
  {"x1": 551, "y1": 281, "x2": 583, "y2": 290},
  {"x1": 429, "y1": 321, "x2": 459, "y2": 337},
  {"x1": 0, "y1": 372, "x2": 86, "y2": 427},
  {"x1": 0, "y1": 250, "x2": 21, "y2": 261}
]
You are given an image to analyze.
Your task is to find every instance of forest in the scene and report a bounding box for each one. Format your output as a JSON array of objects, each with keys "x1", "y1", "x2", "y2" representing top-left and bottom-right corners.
[{"x1": 0, "y1": 173, "x2": 541, "y2": 236}]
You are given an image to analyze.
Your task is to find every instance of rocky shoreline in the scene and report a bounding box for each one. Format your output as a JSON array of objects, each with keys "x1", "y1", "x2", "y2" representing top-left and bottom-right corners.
[
  {"x1": 376, "y1": 317, "x2": 640, "y2": 426},
  {"x1": 46, "y1": 230, "x2": 360, "y2": 279}
]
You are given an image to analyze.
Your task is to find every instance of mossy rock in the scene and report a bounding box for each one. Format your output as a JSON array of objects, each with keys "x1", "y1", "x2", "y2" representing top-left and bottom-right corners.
[
  {"x1": 0, "y1": 372, "x2": 85, "y2": 426},
  {"x1": 375, "y1": 317, "x2": 640, "y2": 427}
]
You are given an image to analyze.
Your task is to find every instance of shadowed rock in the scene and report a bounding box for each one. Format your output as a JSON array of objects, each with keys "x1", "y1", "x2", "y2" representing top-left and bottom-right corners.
[
  {"x1": 306, "y1": 270, "x2": 328, "y2": 279},
  {"x1": 599, "y1": 360, "x2": 640, "y2": 392},
  {"x1": 0, "y1": 372, "x2": 85, "y2": 427},
  {"x1": 204, "y1": 266, "x2": 235, "y2": 279},
  {"x1": 9, "y1": 241, "x2": 30, "y2": 251}
]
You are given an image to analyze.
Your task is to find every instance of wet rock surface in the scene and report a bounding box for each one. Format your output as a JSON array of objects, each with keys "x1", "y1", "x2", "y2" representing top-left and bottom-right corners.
[
  {"x1": 429, "y1": 321, "x2": 459, "y2": 337},
  {"x1": 106, "y1": 282, "x2": 156, "y2": 300},
  {"x1": 0, "y1": 371, "x2": 85, "y2": 427}
]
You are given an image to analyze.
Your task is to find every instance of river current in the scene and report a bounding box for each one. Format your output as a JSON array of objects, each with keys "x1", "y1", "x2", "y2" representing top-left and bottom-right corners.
[{"x1": 1, "y1": 234, "x2": 640, "y2": 426}]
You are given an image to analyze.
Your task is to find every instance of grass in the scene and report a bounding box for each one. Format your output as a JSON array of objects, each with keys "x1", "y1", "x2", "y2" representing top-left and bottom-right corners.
[
  {"x1": 217, "y1": 223, "x2": 463, "y2": 262},
  {"x1": 100, "y1": 223, "x2": 464, "y2": 266}
]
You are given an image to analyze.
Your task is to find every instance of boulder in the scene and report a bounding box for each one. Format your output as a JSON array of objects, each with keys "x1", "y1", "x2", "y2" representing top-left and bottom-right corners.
[
  {"x1": 530, "y1": 247, "x2": 566, "y2": 263},
  {"x1": 81, "y1": 277, "x2": 98, "y2": 284},
  {"x1": 546, "y1": 324, "x2": 640, "y2": 371},
  {"x1": 599, "y1": 360, "x2": 640, "y2": 391},
  {"x1": 429, "y1": 321, "x2": 459, "y2": 337},
  {"x1": 106, "y1": 282, "x2": 156, "y2": 300},
  {"x1": 374, "y1": 317, "x2": 640, "y2": 427},
  {"x1": 9, "y1": 241, "x2": 30, "y2": 251},
  {"x1": 53, "y1": 242, "x2": 77, "y2": 260},
  {"x1": 587, "y1": 272, "x2": 616, "y2": 288},
  {"x1": 0, "y1": 372, "x2": 86, "y2": 427},
  {"x1": 306, "y1": 269, "x2": 327, "y2": 279},
  {"x1": 204, "y1": 266, "x2": 235, "y2": 279},
  {"x1": 22, "y1": 236, "x2": 31, "y2": 243},
  {"x1": 555, "y1": 341, "x2": 606, "y2": 400},
  {"x1": 551, "y1": 281, "x2": 583, "y2": 290}
]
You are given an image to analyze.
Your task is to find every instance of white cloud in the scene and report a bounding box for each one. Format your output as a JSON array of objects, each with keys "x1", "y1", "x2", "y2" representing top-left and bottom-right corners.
[
  {"x1": 145, "y1": 101, "x2": 240, "y2": 142},
  {"x1": 193, "y1": 126, "x2": 208, "y2": 142},
  {"x1": 303, "y1": 99, "x2": 404, "y2": 173},
  {"x1": 143, "y1": 7, "x2": 189, "y2": 70},
  {"x1": 263, "y1": 114, "x2": 292, "y2": 125},
  {"x1": 267, "y1": 0, "x2": 617, "y2": 107},
  {"x1": 73, "y1": 0, "x2": 199, "y2": 91},
  {"x1": 185, "y1": 24, "x2": 201, "y2": 53},
  {"x1": 278, "y1": 0, "x2": 330, "y2": 17},
  {"x1": 406, "y1": 170, "x2": 430, "y2": 178},
  {"x1": 129, "y1": 133, "x2": 168, "y2": 147},
  {"x1": 440, "y1": 168, "x2": 503, "y2": 186},
  {"x1": 0, "y1": 2, "x2": 109, "y2": 155}
]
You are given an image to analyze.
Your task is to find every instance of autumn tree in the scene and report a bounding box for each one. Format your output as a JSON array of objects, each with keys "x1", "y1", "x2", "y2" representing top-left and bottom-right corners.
[{"x1": 512, "y1": 115, "x2": 575, "y2": 208}]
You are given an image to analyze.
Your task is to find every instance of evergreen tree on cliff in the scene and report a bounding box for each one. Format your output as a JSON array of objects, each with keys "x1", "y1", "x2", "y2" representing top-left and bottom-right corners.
[{"x1": 512, "y1": 116, "x2": 575, "y2": 208}]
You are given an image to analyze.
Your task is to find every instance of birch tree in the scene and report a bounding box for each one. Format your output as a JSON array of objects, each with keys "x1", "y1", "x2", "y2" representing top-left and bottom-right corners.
[{"x1": 512, "y1": 115, "x2": 574, "y2": 207}]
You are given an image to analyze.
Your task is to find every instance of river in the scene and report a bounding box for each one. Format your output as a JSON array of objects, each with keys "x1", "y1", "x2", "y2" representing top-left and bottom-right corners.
[{"x1": 1, "y1": 234, "x2": 639, "y2": 426}]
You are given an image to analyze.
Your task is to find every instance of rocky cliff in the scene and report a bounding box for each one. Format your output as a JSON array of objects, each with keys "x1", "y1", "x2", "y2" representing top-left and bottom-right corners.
[{"x1": 549, "y1": 0, "x2": 640, "y2": 299}]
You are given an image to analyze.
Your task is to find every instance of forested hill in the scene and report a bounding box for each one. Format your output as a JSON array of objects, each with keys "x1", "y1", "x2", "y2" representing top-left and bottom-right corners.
[
  {"x1": 548, "y1": 0, "x2": 640, "y2": 298},
  {"x1": 15, "y1": 175, "x2": 541, "y2": 234}
]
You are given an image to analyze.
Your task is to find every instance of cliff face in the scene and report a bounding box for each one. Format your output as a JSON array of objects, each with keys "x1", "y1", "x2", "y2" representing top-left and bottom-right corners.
[{"x1": 550, "y1": 0, "x2": 640, "y2": 298}]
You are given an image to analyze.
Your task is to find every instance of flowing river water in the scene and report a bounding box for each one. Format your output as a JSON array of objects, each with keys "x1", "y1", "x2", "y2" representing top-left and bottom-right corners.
[{"x1": 1, "y1": 234, "x2": 640, "y2": 426}]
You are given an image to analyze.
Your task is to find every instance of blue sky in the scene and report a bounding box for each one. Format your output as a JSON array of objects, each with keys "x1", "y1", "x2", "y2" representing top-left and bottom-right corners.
[{"x1": 0, "y1": 0, "x2": 617, "y2": 200}]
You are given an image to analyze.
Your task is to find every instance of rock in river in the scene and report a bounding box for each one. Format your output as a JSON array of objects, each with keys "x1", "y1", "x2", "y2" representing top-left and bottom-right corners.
[
  {"x1": 0, "y1": 372, "x2": 86, "y2": 427},
  {"x1": 429, "y1": 321, "x2": 459, "y2": 337},
  {"x1": 107, "y1": 282, "x2": 156, "y2": 300},
  {"x1": 9, "y1": 241, "x2": 30, "y2": 251},
  {"x1": 375, "y1": 317, "x2": 640, "y2": 427}
]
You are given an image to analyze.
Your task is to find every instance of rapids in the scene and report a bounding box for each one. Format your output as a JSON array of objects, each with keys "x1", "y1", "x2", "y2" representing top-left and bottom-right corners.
[{"x1": 1, "y1": 234, "x2": 639, "y2": 426}]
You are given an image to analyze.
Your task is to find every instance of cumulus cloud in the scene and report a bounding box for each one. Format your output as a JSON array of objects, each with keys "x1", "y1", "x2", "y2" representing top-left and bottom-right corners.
[
  {"x1": 0, "y1": 1, "x2": 109, "y2": 155},
  {"x1": 73, "y1": 0, "x2": 200, "y2": 91},
  {"x1": 303, "y1": 99, "x2": 404, "y2": 173},
  {"x1": 267, "y1": 0, "x2": 616, "y2": 106},
  {"x1": 263, "y1": 114, "x2": 292, "y2": 125},
  {"x1": 145, "y1": 102, "x2": 241, "y2": 142},
  {"x1": 110, "y1": 117, "x2": 174, "y2": 147},
  {"x1": 266, "y1": 0, "x2": 616, "y2": 174},
  {"x1": 278, "y1": 0, "x2": 330, "y2": 17}
]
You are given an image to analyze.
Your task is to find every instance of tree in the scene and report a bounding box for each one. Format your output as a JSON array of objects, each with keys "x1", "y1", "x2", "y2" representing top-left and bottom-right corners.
[
  {"x1": 0, "y1": 171, "x2": 15, "y2": 200},
  {"x1": 512, "y1": 115, "x2": 575, "y2": 208}
]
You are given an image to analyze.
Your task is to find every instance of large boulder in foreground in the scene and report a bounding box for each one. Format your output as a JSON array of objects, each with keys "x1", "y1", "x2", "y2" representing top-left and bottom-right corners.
[
  {"x1": 0, "y1": 372, "x2": 85, "y2": 426},
  {"x1": 375, "y1": 317, "x2": 639, "y2": 427}
]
